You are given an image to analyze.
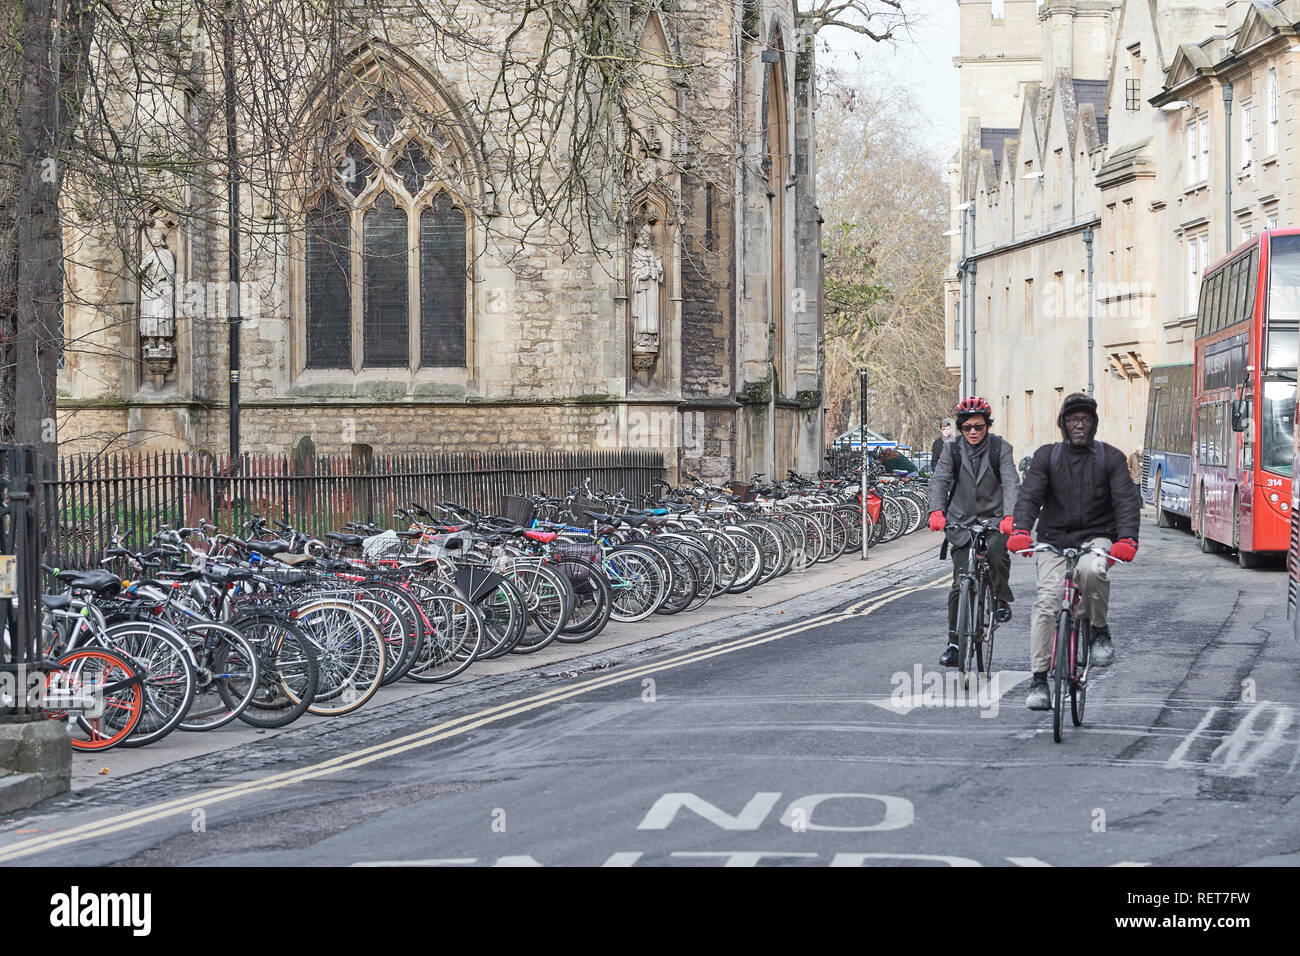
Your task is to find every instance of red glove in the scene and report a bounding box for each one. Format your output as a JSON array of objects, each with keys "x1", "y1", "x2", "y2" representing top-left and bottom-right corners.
[
  {"x1": 1006, "y1": 530, "x2": 1034, "y2": 555},
  {"x1": 998, "y1": 515, "x2": 1014, "y2": 535},
  {"x1": 928, "y1": 511, "x2": 946, "y2": 532},
  {"x1": 1109, "y1": 538, "x2": 1138, "y2": 563}
]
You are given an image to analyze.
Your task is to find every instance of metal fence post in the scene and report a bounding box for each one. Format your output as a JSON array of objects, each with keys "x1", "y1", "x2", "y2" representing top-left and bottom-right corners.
[{"x1": 1, "y1": 445, "x2": 45, "y2": 721}]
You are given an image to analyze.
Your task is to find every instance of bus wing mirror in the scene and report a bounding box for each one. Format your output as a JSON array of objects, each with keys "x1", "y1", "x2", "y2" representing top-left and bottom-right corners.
[{"x1": 1230, "y1": 399, "x2": 1249, "y2": 432}]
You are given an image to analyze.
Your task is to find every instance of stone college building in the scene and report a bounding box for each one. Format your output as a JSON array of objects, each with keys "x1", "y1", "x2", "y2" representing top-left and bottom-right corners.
[{"x1": 57, "y1": 1, "x2": 826, "y2": 482}]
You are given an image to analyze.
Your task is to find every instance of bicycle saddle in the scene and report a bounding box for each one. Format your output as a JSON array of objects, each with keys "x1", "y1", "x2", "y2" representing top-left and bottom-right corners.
[
  {"x1": 42, "y1": 592, "x2": 72, "y2": 610},
  {"x1": 326, "y1": 532, "x2": 365, "y2": 548},
  {"x1": 58, "y1": 569, "x2": 122, "y2": 595},
  {"x1": 246, "y1": 540, "x2": 292, "y2": 556}
]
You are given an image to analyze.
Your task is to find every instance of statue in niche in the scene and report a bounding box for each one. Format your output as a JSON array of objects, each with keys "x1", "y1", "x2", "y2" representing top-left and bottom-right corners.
[
  {"x1": 630, "y1": 223, "x2": 663, "y2": 375},
  {"x1": 139, "y1": 219, "x2": 177, "y2": 387}
]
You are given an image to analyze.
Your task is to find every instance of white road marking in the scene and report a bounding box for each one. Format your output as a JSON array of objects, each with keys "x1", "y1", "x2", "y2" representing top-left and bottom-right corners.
[{"x1": 1164, "y1": 707, "x2": 1218, "y2": 770}]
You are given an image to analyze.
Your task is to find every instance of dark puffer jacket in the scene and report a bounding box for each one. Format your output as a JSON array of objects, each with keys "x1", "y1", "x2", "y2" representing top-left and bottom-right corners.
[{"x1": 1012, "y1": 394, "x2": 1142, "y2": 548}]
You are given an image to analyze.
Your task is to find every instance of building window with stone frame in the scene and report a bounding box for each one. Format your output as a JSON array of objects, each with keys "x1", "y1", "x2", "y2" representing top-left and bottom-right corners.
[
  {"x1": 302, "y1": 87, "x2": 471, "y2": 374},
  {"x1": 1241, "y1": 100, "x2": 1254, "y2": 169},
  {"x1": 1121, "y1": 199, "x2": 1135, "y2": 285},
  {"x1": 1024, "y1": 277, "x2": 1034, "y2": 336},
  {"x1": 1268, "y1": 68, "x2": 1279, "y2": 157},
  {"x1": 1199, "y1": 115, "x2": 1210, "y2": 183}
]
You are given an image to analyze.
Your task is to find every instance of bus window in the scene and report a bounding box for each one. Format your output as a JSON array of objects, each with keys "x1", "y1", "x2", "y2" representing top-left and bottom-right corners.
[
  {"x1": 1212, "y1": 271, "x2": 1226, "y2": 331},
  {"x1": 1227, "y1": 260, "x2": 1237, "y2": 330},
  {"x1": 1262, "y1": 379, "x2": 1296, "y2": 476},
  {"x1": 1271, "y1": 234, "x2": 1300, "y2": 323},
  {"x1": 1242, "y1": 247, "x2": 1253, "y2": 321}
]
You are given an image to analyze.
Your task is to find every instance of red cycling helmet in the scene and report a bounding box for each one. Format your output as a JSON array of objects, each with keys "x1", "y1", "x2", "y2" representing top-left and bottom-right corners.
[{"x1": 955, "y1": 395, "x2": 993, "y2": 426}]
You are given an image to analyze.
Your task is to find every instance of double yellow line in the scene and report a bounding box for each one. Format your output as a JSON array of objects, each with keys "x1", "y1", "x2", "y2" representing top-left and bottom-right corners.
[{"x1": 0, "y1": 573, "x2": 947, "y2": 863}]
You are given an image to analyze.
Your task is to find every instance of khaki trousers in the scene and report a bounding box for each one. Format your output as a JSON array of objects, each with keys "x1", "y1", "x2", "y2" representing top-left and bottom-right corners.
[{"x1": 1029, "y1": 537, "x2": 1111, "y2": 674}]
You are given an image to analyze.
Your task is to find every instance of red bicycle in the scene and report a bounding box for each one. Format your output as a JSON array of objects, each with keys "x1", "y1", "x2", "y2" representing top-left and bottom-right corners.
[{"x1": 1019, "y1": 542, "x2": 1118, "y2": 743}]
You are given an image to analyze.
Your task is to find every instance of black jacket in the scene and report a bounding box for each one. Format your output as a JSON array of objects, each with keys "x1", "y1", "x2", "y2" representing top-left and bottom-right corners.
[
  {"x1": 1013, "y1": 439, "x2": 1141, "y2": 547},
  {"x1": 930, "y1": 437, "x2": 947, "y2": 468}
]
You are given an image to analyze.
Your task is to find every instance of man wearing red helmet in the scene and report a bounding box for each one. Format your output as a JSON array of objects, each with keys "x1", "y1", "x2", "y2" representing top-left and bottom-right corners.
[
  {"x1": 1007, "y1": 392, "x2": 1142, "y2": 710},
  {"x1": 927, "y1": 396, "x2": 1021, "y2": 668}
]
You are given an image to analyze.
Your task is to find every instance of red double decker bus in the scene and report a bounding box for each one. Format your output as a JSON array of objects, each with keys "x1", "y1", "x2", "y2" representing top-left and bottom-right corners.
[{"x1": 1192, "y1": 228, "x2": 1298, "y2": 567}]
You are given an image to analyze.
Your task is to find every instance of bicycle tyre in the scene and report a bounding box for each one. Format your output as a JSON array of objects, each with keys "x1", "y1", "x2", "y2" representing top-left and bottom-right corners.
[
  {"x1": 179, "y1": 621, "x2": 261, "y2": 732},
  {"x1": 955, "y1": 577, "x2": 975, "y2": 688},
  {"x1": 1052, "y1": 610, "x2": 1070, "y2": 743},
  {"x1": 48, "y1": 647, "x2": 144, "y2": 752},
  {"x1": 1072, "y1": 618, "x2": 1090, "y2": 726},
  {"x1": 228, "y1": 612, "x2": 320, "y2": 729},
  {"x1": 104, "y1": 621, "x2": 197, "y2": 749}
]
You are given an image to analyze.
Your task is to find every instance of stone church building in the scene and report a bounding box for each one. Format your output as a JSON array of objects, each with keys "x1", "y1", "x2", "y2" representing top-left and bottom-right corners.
[{"x1": 58, "y1": 1, "x2": 827, "y2": 483}]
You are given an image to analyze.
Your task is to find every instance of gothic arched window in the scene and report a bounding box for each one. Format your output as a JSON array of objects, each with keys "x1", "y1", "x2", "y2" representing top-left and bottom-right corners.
[{"x1": 303, "y1": 87, "x2": 470, "y2": 372}]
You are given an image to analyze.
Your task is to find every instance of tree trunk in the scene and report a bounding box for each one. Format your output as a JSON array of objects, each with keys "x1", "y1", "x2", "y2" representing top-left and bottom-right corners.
[
  {"x1": 12, "y1": 0, "x2": 60, "y2": 461},
  {"x1": 8, "y1": 0, "x2": 95, "y2": 463}
]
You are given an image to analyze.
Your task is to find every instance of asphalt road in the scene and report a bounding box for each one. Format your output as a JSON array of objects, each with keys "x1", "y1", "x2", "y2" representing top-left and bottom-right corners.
[{"x1": 3, "y1": 516, "x2": 1298, "y2": 867}]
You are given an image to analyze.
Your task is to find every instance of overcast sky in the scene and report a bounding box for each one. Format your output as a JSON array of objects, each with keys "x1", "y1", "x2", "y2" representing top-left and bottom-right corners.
[{"x1": 817, "y1": 0, "x2": 961, "y2": 158}]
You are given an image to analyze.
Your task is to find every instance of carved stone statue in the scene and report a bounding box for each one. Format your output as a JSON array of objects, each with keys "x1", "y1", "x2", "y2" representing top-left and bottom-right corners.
[
  {"x1": 630, "y1": 224, "x2": 663, "y2": 374},
  {"x1": 139, "y1": 221, "x2": 177, "y2": 387}
]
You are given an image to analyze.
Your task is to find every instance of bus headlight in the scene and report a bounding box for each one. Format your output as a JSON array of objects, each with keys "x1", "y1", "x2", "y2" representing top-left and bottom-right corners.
[{"x1": 1271, "y1": 493, "x2": 1280, "y2": 502}]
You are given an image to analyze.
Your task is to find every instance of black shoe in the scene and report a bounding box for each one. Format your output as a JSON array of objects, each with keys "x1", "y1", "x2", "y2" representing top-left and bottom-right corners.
[
  {"x1": 994, "y1": 599, "x2": 1012, "y2": 623},
  {"x1": 1090, "y1": 626, "x2": 1114, "y2": 667},
  {"x1": 939, "y1": 644, "x2": 958, "y2": 668},
  {"x1": 1025, "y1": 672, "x2": 1050, "y2": 710}
]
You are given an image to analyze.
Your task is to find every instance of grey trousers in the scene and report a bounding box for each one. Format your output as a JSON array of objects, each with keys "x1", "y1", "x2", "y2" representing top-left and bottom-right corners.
[{"x1": 1029, "y1": 537, "x2": 1112, "y2": 674}]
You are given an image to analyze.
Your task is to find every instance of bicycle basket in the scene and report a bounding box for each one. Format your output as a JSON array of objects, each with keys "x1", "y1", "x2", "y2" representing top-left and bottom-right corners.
[
  {"x1": 555, "y1": 541, "x2": 601, "y2": 586},
  {"x1": 501, "y1": 494, "x2": 536, "y2": 526},
  {"x1": 727, "y1": 481, "x2": 757, "y2": 503}
]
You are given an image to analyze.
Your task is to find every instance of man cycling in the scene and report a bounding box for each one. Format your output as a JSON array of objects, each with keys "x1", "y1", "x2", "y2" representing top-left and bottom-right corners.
[
  {"x1": 1007, "y1": 393, "x2": 1141, "y2": 710},
  {"x1": 927, "y1": 396, "x2": 1020, "y2": 668}
]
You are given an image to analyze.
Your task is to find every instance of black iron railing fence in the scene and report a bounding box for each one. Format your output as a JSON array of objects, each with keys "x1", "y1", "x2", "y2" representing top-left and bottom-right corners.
[{"x1": 42, "y1": 448, "x2": 664, "y2": 569}]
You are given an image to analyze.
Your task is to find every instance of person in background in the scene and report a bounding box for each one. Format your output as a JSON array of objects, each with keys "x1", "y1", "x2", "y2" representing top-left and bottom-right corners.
[
  {"x1": 1019, "y1": 454, "x2": 1033, "y2": 480},
  {"x1": 931, "y1": 419, "x2": 955, "y2": 472},
  {"x1": 879, "y1": 446, "x2": 918, "y2": 475},
  {"x1": 1128, "y1": 447, "x2": 1144, "y2": 486}
]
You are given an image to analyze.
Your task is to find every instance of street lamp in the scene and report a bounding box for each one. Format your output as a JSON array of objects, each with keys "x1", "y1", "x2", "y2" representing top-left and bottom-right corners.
[
  {"x1": 859, "y1": 367, "x2": 869, "y2": 560},
  {"x1": 224, "y1": 2, "x2": 242, "y2": 463}
]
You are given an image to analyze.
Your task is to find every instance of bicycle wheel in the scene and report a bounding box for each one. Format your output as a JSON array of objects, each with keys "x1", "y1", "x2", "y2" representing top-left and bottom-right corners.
[
  {"x1": 472, "y1": 579, "x2": 526, "y2": 659},
  {"x1": 354, "y1": 593, "x2": 412, "y2": 686},
  {"x1": 103, "y1": 621, "x2": 197, "y2": 749},
  {"x1": 1072, "y1": 618, "x2": 1090, "y2": 726},
  {"x1": 404, "y1": 591, "x2": 485, "y2": 682},
  {"x1": 556, "y1": 559, "x2": 613, "y2": 642},
  {"x1": 179, "y1": 621, "x2": 261, "y2": 731},
  {"x1": 511, "y1": 563, "x2": 575, "y2": 653},
  {"x1": 364, "y1": 582, "x2": 427, "y2": 681},
  {"x1": 604, "y1": 548, "x2": 665, "y2": 622},
  {"x1": 229, "y1": 612, "x2": 320, "y2": 729},
  {"x1": 955, "y1": 577, "x2": 975, "y2": 689},
  {"x1": 975, "y1": 575, "x2": 995, "y2": 678},
  {"x1": 47, "y1": 648, "x2": 144, "y2": 752},
  {"x1": 291, "y1": 598, "x2": 386, "y2": 716},
  {"x1": 1052, "y1": 611, "x2": 1070, "y2": 743},
  {"x1": 722, "y1": 526, "x2": 763, "y2": 594}
]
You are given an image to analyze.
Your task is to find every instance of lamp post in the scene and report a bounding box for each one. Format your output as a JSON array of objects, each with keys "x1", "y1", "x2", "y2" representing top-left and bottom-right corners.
[
  {"x1": 860, "y1": 367, "x2": 869, "y2": 560},
  {"x1": 224, "y1": 2, "x2": 241, "y2": 461},
  {"x1": 1083, "y1": 225, "x2": 1095, "y2": 397}
]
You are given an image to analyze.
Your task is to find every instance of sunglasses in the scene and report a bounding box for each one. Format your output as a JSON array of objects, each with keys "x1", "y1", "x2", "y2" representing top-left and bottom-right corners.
[{"x1": 960, "y1": 422, "x2": 987, "y2": 433}]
